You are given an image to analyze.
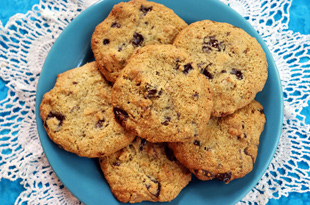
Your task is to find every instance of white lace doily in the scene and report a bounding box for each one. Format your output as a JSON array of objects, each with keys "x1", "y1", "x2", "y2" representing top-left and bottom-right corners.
[{"x1": 0, "y1": 0, "x2": 309, "y2": 204}]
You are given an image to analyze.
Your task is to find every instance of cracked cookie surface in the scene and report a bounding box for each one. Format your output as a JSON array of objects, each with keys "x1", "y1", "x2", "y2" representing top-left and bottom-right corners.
[
  {"x1": 99, "y1": 137, "x2": 191, "y2": 203},
  {"x1": 111, "y1": 45, "x2": 214, "y2": 142},
  {"x1": 168, "y1": 100, "x2": 266, "y2": 183},
  {"x1": 40, "y1": 62, "x2": 135, "y2": 158},
  {"x1": 173, "y1": 20, "x2": 268, "y2": 117},
  {"x1": 91, "y1": 0, "x2": 187, "y2": 83}
]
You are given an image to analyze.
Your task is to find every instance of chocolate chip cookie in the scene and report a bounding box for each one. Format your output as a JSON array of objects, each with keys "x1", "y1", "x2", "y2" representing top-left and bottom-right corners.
[
  {"x1": 99, "y1": 137, "x2": 191, "y2": 203},
  {"x1": 111, "y1": 44, "x2": 214, "y2": 142},
  {"x1": 168, "y1": 100, "x2": 266, "y2": 183},
  {"x1": 91, "y1": 0, "x2": 187, "y2": 83},
  {"x1": 173, "y1": 20, "x2": 268, "y2": 117},
  {"x1": 40, "y1": 62, "x2": 135, "y2": 158}
]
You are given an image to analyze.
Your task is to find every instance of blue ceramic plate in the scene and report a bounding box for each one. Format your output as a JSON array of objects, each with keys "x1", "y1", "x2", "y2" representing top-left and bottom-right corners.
[{"x1": 35, "y1": 0, "x2": 283, "y2": 204}]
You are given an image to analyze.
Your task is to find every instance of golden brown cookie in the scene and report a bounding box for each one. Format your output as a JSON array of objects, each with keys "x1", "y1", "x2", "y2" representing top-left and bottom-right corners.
[
  {"x1": 91, "y1": 0, "x2": 187, "y2": 82},
  {"x1": 111, "y1": 45, "x2": 214, "y2": 142},
  {"x1": 168, "y1": 100, "x2": 266, "y2": 183},
  {"x1": 40, "y1": 62, "x2": 135, "y2": 158},
  {"x1": 99, "y1": 137, "x2": 191, "y2": 203},
  {"x1": 173, "y1": 20, "x2": 268, "y2": 117}
]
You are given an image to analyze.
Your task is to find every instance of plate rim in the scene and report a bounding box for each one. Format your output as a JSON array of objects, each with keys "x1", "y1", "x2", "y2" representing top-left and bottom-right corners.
[{"x1": 35, "y1": 0, "x2": 284, "y2": 204}]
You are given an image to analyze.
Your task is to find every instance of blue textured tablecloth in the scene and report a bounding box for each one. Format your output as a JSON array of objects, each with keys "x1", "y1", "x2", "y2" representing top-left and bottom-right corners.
[{"x1": 0, "y1": 0, "x2": 309, "y2": 204}]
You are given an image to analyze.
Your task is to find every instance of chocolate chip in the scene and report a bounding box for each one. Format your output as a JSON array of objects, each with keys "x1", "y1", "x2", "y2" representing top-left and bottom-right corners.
[
  {"x1": 193, "y1": 92, "x2": 199, "y2": 100},
  {"x1": 72, "y1": 81, "x2": 78, "y2": 84},
  {"x1": 244, "y1": 133, "x2": 247, "y2": 138},
  {"x1": 230, "y1": 68, "x2": 243, "y2": 80},
  {"x1": 131, "y1": 32, "x2": 144, "y2": 48},
  {"x1": 199, "y1": 63, "x2": 213, "y2": 79},
  {"x1": 204, "y1": 147, "x2": 211, "y2": 151},
  {"x1": 111, "y1": 21, "x2": 121, "y2": 28},
  {"x1": 146, "y1": 179, "x2": 161, "y2": 197},
  {"x1": 204, "y1": 36, "x2": 218, "y2": 47},
  {"x1": 202, "y1": 46, "x2": 212, "y2": 53},
  {"x1": 147, "y1": 89, "x2": 157, "y2": 97},
  {"x1": 103, "y1": 39, "x2": 110, "y2": 45},
  {"x1": 216, "y1": 172, "x2": 232, "y2": 183},
  {"x1": 164, "y1": 145, "x2": 176, "y2": 161},
  {"x1": 113, "y1": 107, "x2": 129, "y2": 126},
  {"x1": 183, "y1": 63, "x2": 193, "y2": 74},
  {"x1": 226, "y1": 32, "x2": 231, "y2": 36},
  {"x1": 259, "y1": 109, "x2": 264, "y2": 114},
  {"x1": 129, "y1": 144, "x2": 135, "y2": 150},
  {"x1": 203, "y1": 36, "x2": 225, "y2": 52},
  {"x1": 139, "y1": 139, "x2": 147, "y2": 151},
  {"x1": 140, "y1": 5, "x2": 153, "y2": 15},
  {"x1": 113, "y1": 162, "x2": 121, "y2": 166},
  {"x1": 161, "y1": 116, "x2": 171, "y2": 126},
  {"x1": 221, "y1": 70, "x2": 227, "y2": 73},
  {"x1": 145, "y1": 87, "x2": 162, "y2": 99},
  {"x1": 193, "y1": 140, "x2": 200, "y2": 146},
  {"x1": 158, "y1": 89, "x2": 162, "y2": 96},
  {"x1": 95, "y1": 118, "x2": 105, "y2": 128},
  {"x1": 45, "y1": 112, "x2": 65, "y2": 128},
  {"x1": 202, "y1": 69, "x2": 213, "y2": 79}
]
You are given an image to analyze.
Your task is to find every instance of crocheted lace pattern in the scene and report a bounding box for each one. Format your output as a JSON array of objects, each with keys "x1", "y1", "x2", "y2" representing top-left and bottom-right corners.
[{"x1": 0, "y1": 0, "x2": 309, "y2": 204}]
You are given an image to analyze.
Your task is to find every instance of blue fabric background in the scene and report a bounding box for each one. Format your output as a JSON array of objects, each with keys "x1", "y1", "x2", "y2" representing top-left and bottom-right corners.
[{"x1": 0, "y1": 0, "x2": 309, "y2": 204}]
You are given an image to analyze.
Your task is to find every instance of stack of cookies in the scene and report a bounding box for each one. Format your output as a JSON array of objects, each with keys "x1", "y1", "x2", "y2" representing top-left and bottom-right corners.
[{"x1": 40, "y1": 0, "x2": 267, "y2": 203}]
